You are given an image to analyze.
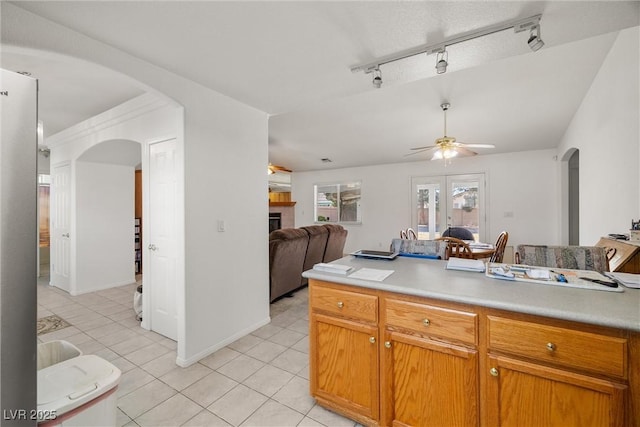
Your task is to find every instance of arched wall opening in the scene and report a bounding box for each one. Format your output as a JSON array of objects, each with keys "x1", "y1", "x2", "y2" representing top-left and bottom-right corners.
[{"x1": 560, "y1": 147, "x2": 580, "y2": 245}]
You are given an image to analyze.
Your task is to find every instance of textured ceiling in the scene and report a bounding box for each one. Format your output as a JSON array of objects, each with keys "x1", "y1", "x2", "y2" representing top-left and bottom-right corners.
[{"x1": 3, "y1": 1, "x2": 639, "y2": 170}]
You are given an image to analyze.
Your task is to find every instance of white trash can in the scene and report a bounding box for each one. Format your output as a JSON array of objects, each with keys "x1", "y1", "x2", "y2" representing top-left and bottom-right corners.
[
  {"x1": 37, "y1": 355, "x2": 121, "y2": 426},
  {"x1": 37, "y1": 340, "x2": 82, "y2": 370}
]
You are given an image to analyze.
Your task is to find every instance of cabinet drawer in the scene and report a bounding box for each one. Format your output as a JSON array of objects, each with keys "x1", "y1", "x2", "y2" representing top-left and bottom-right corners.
[
  {"x1": 385, "y1": 299, "x2": 477, "y2": 345},
  {"x1": 311, "y1": 284, "x2": 377, "y2": 323},
  {"x1": 488, "y1": 316, "x2": 627, "y2": 378}
]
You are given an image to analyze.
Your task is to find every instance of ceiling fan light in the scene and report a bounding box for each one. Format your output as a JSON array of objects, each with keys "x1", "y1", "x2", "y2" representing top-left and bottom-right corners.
[
  {"x1": 431, "y1": 150, "x2": 444, "y2": 160},
  {"x1": 443, "y1": 148, "x2": 458, "y2": 159}
]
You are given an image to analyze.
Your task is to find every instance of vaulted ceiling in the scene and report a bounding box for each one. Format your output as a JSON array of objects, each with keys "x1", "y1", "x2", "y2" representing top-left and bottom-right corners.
[{"x1": 3, "y1": 1, "x2": 639, "y2": 171}]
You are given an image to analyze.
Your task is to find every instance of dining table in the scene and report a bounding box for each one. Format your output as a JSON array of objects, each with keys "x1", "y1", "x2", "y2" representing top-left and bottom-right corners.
[{"x1": 467, "y1": 242, "x2": 495, "y2": 260}]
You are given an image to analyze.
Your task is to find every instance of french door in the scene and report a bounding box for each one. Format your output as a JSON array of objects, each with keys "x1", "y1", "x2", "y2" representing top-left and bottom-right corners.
[{"x1": 411, "y1": 174, "x2": 486, "y2": 242}]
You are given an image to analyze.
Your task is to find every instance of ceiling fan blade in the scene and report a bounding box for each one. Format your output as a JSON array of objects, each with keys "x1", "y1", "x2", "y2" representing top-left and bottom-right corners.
[
  {"x1": 409, "y1": 145, "x2": 438, "y2": 151},
  {"x1": 457, "y1": 143, "x2": 495, "y2": 149},
  {"x1": 454, "y1": 147, "x2": 478, "y2": 157},
  {"x1": 268, "y1": 164, "x2": 292, "y2": 173},
  {"x1": 404, "y1": 146, "x2": 439, "y2": 157}
]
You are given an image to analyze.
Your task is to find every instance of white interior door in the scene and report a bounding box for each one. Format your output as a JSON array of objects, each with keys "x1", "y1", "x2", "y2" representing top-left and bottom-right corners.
[
  {"x1": 147, "y1": 139, "x2": 178, "y2": 340},
  {"x1": 50, "y1": 164, "x2": 71, "y2": 291}
]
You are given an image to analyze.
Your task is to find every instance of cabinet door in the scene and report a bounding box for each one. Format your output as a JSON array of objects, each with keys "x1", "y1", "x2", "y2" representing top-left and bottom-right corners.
[
  {"x1": 381, "y1": 331, "x2": 478, "y2": 427},
  {"x1": 310, "y1": 313, "x2": 379, "y2": 421},
  {"x1": 486, "y1": 355, "x2": 626, "y2": 427}
]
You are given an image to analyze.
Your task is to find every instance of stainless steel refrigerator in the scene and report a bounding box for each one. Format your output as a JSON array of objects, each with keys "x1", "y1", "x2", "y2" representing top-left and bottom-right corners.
[{"x1": 1, "y1": 68, "x2": 38, "y2": 424}]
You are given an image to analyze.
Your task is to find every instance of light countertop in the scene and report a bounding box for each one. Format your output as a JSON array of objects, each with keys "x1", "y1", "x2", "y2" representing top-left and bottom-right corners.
[{"x1": 302, "y1": 256, "x2": 640, "y2": 332}]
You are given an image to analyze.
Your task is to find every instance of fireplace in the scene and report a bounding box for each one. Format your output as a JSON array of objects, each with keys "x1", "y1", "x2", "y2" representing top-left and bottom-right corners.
[{"x1": 269, "y1": 212, "x2": 282, "y2": 233}]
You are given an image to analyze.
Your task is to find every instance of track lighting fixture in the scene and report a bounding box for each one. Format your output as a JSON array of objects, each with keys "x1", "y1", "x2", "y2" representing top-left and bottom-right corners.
[
  {"x1": 527, "y1": 25, "x2": 544, "y2": 52},
  {"x1": 351, "y1": 14, "x2": 543, "y2": 83},
  {"x1": 372, "y1": 67, "x2": 382, "y2": 88},
  {"x1": 435, "y1": 50, "x2": 448, "y2": 74}
]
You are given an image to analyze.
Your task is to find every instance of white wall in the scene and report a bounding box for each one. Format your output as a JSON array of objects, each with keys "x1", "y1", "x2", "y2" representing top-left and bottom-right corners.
[
  {"x1": 4, "y1": 3, "x2": 270, "y2": 366},
  {"x1": 75, "y1": 161, "x2": 134, "y2": 295},
  {"x1": 293, "y1": 149, "x2": 559, "y2": 254},
  {"x1": 558, "y1": 26, "x2": 640, "y2": 245}
]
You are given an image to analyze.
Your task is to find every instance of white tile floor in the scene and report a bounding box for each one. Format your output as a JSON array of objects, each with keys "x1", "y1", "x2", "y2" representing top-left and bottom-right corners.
[{"x1": 37, "y1": 274, "x2": 358, "y2": 427}]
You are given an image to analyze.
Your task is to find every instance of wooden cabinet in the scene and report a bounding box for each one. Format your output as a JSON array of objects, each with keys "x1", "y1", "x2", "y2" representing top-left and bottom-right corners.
[
  {"x1": 381, "y1": 297, "x2": 478, "y2": 427},
  {"x1": 596, "y1": 237, "x2": 640, "y2": 273},
  {"x1": 309, "y1": 281, "x2": 379, "y2": 425},
  {"x1": 486, "y1": 315, "x2": 628, "y2": 427},
  {"x1": 486, "y1": 355, "x2": 625, "y2": 427},
  {"x1": 308, "y1": 279, "x2": 638, "y2": 427}
]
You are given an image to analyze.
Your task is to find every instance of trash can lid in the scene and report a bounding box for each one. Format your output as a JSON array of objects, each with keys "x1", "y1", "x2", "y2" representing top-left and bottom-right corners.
[{"x1": 38, "y1": 355, "x2": 121, "y2": 415}]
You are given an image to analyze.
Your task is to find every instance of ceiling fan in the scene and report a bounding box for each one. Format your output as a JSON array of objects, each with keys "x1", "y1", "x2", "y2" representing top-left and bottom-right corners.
[
  {"x1": 408, "y1": 103, "x2": 495, "y2": 161},
  {"x1": 268, "y1": 163, "x2": 292, "y2": 174}
]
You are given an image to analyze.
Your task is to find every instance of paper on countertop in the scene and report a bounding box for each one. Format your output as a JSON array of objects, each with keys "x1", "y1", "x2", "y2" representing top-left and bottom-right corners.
[
  {"x1": 349, "y1": 268, "x2": 394, "y2": 281},
  {"x1": 526, "y1": 269, "x2": 551, "y2": 280},
  {"x1": 606, "y1": 272, "x2": 640, "y2": 288},
  {"x1": 446, "y1": 257, "x2": 486, "y2": 272},
  {"x1": 489, "y1": 266, "x2": 515, "y2": 279}
]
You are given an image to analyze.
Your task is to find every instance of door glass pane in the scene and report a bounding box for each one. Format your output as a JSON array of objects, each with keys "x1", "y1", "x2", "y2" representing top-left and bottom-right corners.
[
  {"x1": 416, "y1": 183, "x2": 441, "y2": 240},
  {"x1": 449, "y1": 178, "x2": 480, "y2": 242}
]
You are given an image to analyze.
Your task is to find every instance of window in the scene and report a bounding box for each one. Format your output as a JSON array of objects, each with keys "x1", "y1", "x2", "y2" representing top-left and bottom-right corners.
[{"x1": 314, "y1": 181, "x2": 361, "y2": 224}]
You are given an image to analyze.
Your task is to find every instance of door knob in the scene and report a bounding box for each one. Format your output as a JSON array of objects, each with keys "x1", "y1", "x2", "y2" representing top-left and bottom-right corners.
[{"x1": 148, "y1": 244, "x2": 157, "y2": 251}]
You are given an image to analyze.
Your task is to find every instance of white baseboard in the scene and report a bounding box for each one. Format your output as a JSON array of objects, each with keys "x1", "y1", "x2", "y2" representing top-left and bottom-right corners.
[
  {"x1": 176, "y1": 316, "x2": 272, "y2": 367},
  {"x1": 69, "y1": 278, "x2": 136, "y2": 296}
]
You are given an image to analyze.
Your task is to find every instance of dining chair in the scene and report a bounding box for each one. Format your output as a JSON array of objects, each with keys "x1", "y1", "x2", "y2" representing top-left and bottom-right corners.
[
  {"x1": 400, "y1": 228, "x2": 417, "y2": 240},
  {"x1": 489, "y1": 231, "x2": 509, "y2": 263},
  {"x1": 406, "y1": 228, "x2": 418, "y2": 240},
  {"x1": 435, "y1": 237, "x2": 474, "y2": 260},
  {"x1": 514, "y1": 245, "x2": 610, "y2": 272}
]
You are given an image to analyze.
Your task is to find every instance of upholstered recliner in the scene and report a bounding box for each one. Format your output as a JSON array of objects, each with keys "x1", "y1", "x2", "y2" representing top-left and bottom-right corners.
[
  {"x1": 323, "y1": 224, "x2": 348, "y2": 262},
  {"x1": 515, "y1": 245, "x2": 610, "y2": 272},
  {"x1": 300, "y1": 225, "x2": 330, "y2": 286},
  {"x1": 269, "y1": 228, "x2": 309, "y2": 302}
]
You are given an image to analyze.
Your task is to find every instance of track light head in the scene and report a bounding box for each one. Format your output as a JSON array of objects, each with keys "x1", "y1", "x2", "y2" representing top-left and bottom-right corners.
[
  {"x1": 527, "y1": 25, "x2": 544, "y2": 52},
  {"x1": 372, "y1": 67, "x2": 382, "y2": 88},
  {"x1": 435, "y1": 50, "x2": 448, "y2": 74}
]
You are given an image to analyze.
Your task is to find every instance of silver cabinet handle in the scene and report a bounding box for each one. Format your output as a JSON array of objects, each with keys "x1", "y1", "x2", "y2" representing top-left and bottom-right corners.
[
  {"x1": 62, "y1": 233, "x2": 69, "y2": 238},
  {"x1": 148, "y1": 244, "x2": 157, "y2": 251}
]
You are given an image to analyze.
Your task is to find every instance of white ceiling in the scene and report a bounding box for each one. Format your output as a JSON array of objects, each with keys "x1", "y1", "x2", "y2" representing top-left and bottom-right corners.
[{"x1": 4, "y1": 1, "x2": 639, "y2": 171}]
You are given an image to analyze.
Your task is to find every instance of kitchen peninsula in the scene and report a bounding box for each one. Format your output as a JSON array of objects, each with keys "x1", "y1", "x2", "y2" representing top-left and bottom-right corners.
[{"x1": 303, "y1": 256, "x2": 640, "y2": 427}]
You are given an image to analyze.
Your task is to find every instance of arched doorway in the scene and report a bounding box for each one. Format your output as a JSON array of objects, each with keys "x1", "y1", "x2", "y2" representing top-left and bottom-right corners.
[{"x1": 561, "y1": 148, "x2": 580, "y2": 245}]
